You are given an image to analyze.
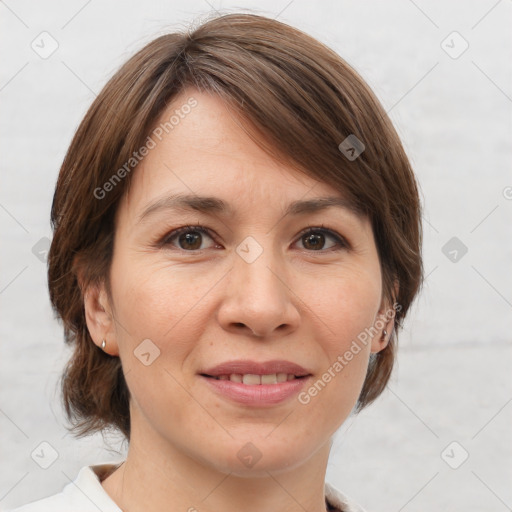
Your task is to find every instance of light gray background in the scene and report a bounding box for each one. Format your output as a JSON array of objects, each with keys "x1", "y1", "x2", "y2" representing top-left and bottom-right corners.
[{"x1": 1, "y1": 1, "x2": 511, "y2": 510}]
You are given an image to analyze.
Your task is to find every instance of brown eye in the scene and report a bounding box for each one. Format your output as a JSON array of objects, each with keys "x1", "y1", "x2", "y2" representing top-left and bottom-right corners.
[
  {"x1": 163, "y1": 226, "x2": 217, "y2": 251},
  {"x1": 302, "y1": 232, "x2": 326, "y2": 250},
  {"x1": 296, "y1": 228, "x2": 347, "y2": 252},
  {"x1": 178, "y1": 231, "x2": 203, "y2": 250}
]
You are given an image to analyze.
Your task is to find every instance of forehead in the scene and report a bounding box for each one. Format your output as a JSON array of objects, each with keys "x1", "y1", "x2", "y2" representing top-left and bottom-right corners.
[{"x1": 119, "y1": 89, "x2": 364, "y2": 223}]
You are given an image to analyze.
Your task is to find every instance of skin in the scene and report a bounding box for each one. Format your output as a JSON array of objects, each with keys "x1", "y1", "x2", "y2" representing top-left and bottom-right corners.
[{"x1": 84, "y1": 88, "x2": 396, "y2": 512}]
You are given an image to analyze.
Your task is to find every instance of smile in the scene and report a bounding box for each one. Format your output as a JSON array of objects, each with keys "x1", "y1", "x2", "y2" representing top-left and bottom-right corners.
[
  {"x1": 201, "y1": 374, "x2": 311, "y2": 406},
  {"x1": 208, "y1": 373, "x2": 301, "y2": 384}
]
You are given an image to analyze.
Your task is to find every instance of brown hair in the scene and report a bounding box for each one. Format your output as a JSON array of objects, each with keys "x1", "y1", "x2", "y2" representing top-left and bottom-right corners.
[{"x1": 48, "y1": 12, "x2": 423, "y2": 440}]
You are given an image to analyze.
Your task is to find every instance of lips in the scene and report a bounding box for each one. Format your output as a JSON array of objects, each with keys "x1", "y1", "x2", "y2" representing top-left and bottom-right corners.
[
  {"x1": 199, "y1": 360, "x2": 312, "y2": 405},
  {"x1": 212, "y1": 373, "x2": 298, "y2": 385},
  {"x1": 200, "y1": 359, "x2": 311, "y2": 382}
]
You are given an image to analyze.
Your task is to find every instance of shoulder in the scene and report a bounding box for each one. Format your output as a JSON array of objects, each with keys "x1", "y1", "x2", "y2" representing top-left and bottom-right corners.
[
  {"x1": 6, "y1": 463, "x2": 124, "y2": 512},
  {"x1": 325, "y1": 481, "x2": 368, "y2": 512}
]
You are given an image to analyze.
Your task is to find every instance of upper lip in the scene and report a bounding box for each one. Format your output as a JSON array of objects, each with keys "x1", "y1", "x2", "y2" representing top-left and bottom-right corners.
[{"x1": 201, "y1": 359, "x2": 311, "y2": 377}]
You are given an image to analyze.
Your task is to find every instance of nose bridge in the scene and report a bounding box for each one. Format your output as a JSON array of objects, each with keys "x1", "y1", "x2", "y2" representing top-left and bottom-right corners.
[
  {"x1": 218, "y1": 234, "x2": 299, "y2": 337},
  {"x1": 235, "y1": 235, "x2": 287, "y2": 306}
]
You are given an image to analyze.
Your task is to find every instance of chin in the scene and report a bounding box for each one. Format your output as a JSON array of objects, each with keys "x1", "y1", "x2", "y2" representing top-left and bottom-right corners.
[{"x1": 195, "y1": 433, "x2": 322, "y2": 477}]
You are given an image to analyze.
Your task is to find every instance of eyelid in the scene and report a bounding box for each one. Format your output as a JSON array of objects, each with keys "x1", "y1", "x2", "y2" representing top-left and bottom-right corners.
[
  {"x1": 157, "y1": 224, "x2": 350, "y2": 252},
  {"x1": 159, "y1": 224, "x2": 217, "y2": 249},
  {"x1": 295, "y1": 225, "x2": 350, "y2": 251}
]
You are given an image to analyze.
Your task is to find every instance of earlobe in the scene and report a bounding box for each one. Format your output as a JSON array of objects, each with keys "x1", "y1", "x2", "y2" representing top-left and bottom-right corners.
[
  {"x1": 83, "y1": 282, "x2": 119, "y2": 356},
  {"x1": 370, "y1": 326, "x2": 392, "y2": 354},
  {"x1": 371, "y1": 280, "x2": 399, "y2": 354}
]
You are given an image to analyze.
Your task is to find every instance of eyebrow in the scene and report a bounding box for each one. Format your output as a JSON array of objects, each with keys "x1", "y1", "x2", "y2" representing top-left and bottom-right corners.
[{"x1": 136, "y1": 193, "x2": 366, "y2": 224}]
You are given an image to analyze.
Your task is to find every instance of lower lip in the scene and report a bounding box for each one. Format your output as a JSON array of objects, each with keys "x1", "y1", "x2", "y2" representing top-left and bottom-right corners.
[{"x1": 201, "y1": 375, "x2": 310, "y2": 406}]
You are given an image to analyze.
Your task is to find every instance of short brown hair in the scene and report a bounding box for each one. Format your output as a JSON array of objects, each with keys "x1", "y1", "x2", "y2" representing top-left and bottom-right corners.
[{"x1": 48, "y1": 12, "x2": 423, "y2": 440}]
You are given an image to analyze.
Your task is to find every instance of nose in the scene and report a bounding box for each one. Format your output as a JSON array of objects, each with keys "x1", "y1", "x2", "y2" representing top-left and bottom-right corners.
[{"x1": 216, "y1": 245, "x2": 300, "y2": 339}]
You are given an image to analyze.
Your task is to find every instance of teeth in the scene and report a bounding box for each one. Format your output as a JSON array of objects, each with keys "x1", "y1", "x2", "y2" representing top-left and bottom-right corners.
[
  {"x1": 213, "y1": 373, "x2": 298, "y2": 385},
  {"x1": 261, "y1": 374, "x2": 277, "y2": 384},
  {"x1": 242, "y1": 374, "x2": 261, "y2": 385}
]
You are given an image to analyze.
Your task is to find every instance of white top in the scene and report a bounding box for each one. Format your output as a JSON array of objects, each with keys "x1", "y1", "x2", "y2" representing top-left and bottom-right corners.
[{"x1": 7, "y1": 462, "x2": 367, "y2": 512}]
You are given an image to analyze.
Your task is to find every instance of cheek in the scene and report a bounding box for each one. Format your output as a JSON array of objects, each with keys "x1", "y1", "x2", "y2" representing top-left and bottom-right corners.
[
  {"x1": 297, "y1": 283, "x2": 377, "y2": 425},
  {"x1": 108, "y1": 253, "x2": 225, "y2": 387},
  {"x1": 107, "y1": 256, "x2": 205, "y2": 417},
  {"x1": 315, "y1": 264, "x2": 382, "y2": 349},
  {"x1": 304, "y1": 265, "x2": 381, "y2": 400},
  {"x1": 109, "y1": 254, "x2": 207, "y2": 338}
]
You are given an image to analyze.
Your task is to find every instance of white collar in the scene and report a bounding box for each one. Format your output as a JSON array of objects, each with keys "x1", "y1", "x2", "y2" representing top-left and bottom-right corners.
[{"x1": 68, "y1": 462, "x2": 367, "y2": 512}]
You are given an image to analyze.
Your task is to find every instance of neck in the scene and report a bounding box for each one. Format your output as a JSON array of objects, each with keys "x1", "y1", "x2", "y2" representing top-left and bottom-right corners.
[{"x1": 102, "y1": 421, "x2": 332, "y2": 512}]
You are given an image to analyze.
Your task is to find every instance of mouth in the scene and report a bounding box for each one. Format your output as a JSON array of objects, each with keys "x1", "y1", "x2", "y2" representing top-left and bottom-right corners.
[
  {"x1": 200, "y1": 359, "x2": 311, "y2": 379},
  {"x1": 201, "y1": 373, "x2": 308, "y2": 385},
  {"x1": 198, "y1": 360, "x2": 312, "y2": 406}
]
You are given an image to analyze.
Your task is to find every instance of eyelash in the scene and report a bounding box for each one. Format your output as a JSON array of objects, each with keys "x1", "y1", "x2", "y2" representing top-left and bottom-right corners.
[{"x1": 158, "y1": 224, "x2": 350, "y2": 253}]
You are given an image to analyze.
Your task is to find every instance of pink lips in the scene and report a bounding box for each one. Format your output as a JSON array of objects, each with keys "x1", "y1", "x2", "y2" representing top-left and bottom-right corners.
[
  {"x1": 201, "y1": 359, "x2": 310, "y2": 377},
  {"x1": 200, "y1": 359, "x2": 312, "y2": 406}
]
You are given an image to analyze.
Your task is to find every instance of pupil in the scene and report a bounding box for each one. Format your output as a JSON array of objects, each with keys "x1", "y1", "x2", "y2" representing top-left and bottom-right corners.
[
  {"x1": 304, "y1": 233, "x2": 324, "y2": 250},
  {"x1": 180, "y1": 232, "x2": 201, "y2": 250}
]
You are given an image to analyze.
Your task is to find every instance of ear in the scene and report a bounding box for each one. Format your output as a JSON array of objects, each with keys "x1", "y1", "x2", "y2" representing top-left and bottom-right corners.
[
  {"x1": 82, "y1": 278, "x2": 119, "y2": 357},
  {"x1": 371, "y1": 279, "x2": 400, "y2": 354}
]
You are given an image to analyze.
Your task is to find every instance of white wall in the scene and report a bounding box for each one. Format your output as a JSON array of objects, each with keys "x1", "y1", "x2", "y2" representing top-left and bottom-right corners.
[{"x1": 1, "y1": 1, "x2": 511, "y2": 510}]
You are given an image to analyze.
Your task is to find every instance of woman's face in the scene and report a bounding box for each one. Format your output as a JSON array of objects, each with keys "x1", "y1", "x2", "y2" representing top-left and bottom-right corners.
[{"x1": 92, "y1": 88, "x2": 392, "y2": 475}]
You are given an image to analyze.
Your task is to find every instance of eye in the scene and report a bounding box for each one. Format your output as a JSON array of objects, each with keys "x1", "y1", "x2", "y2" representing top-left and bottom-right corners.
[
  {"x1": 158, "y1": 224, "x2": 349, "y2": 253},
  {"x1": 294, "y1": 226, "x2": 348, "y2": 252},
  {"x1": 161, "y1": 225, "x2": 218, "y2": 251}
]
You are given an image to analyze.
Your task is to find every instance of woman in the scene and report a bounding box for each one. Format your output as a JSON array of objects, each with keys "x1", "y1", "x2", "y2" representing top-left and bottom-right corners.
[{"x1": 11, "y1": 12, "x2": 423, "y2": 512}]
